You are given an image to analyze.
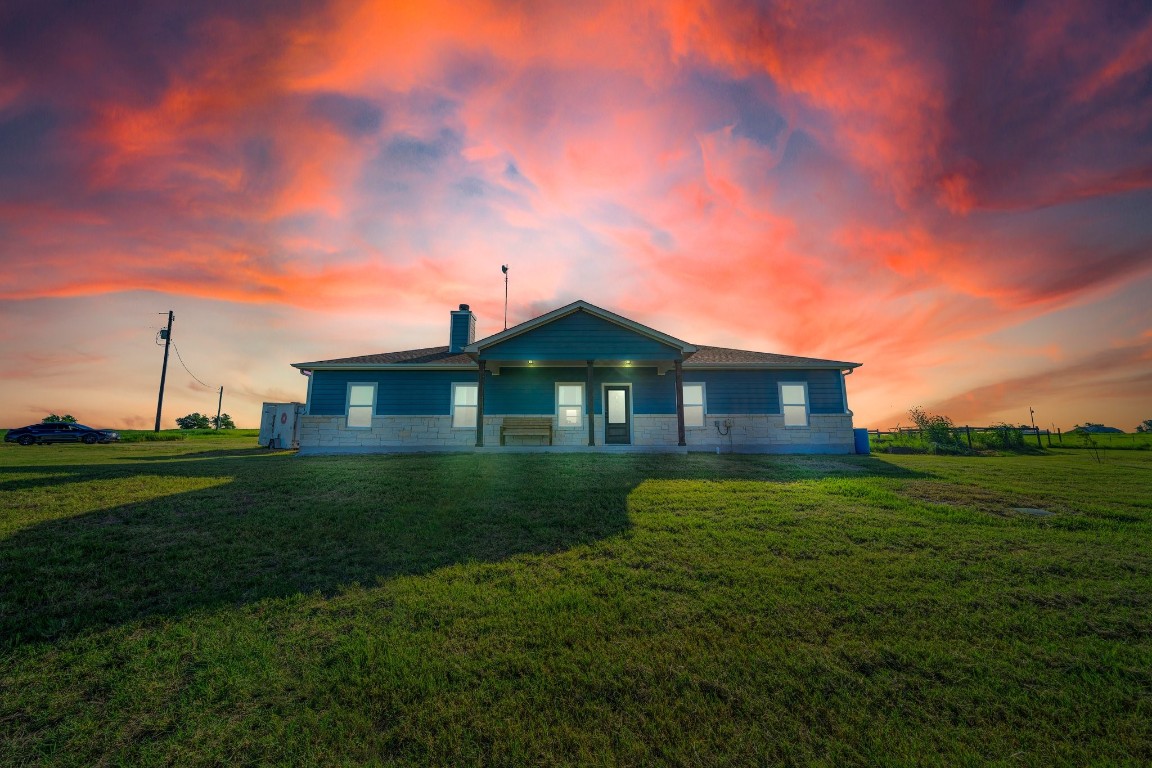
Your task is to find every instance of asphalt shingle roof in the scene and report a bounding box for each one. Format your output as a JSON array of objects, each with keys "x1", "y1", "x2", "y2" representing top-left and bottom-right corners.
[
  {"x1": 296, "y1": 344, "x2": 858, "y2": 369},
  {"x1": 684, "y1": 346, "x2": 859, "y2": 368},
  {"x1": 295, "y1": 346, "x2": 473, "y2": 367}
]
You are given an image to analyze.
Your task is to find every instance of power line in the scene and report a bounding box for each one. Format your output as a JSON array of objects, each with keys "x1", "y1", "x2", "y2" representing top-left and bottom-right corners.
[{"x1": 171, "y1": 340, "x2": 216, "y2": 391}]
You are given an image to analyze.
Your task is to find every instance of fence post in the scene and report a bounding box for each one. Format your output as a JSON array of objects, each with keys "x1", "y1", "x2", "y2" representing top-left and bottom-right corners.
[
  {"x1": 1034, "y1": 429, "x2": 1042, "y2": 448},
  {"x1": 965, "y1": 426, "x2": 972, "y2": 448},
  {"x1": 1057, "y1": 427, "x2": 1062, "y2": 443},
  {"x1": 1046, "y1": 430, "x2": 1052, "y2": 447}
]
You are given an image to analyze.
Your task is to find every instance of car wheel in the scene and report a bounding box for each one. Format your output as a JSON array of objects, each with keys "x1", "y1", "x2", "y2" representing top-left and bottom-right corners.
[
  {"x1": 18, "y1": 434, "x2": 35, "y2": 446},
  {"x1": 82, "y1": 434, "x2": 99, "y2": 444}
]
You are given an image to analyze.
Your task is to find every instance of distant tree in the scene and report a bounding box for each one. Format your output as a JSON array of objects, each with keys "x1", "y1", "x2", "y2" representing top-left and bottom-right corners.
[
  {"x1": 211, "y1": 413, "x2": 236, "y2": 429},
  {"x1": 175, "y1": 412, "x2": 211, "y2": 430},
  {"x1": 43, "y1": 414, "x2": 77, "y2": 423},
  {"x1": 1136, "y1": 419, "x2": 1152, "y2": 433}
]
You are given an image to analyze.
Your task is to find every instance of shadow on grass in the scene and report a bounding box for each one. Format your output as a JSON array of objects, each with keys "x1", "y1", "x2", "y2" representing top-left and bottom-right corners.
[
  {"x1": 0, "y1": 452, "x2": 926, "y2": 649},
  {"x1": 119, "y1": 447, "x2": 287, "y2": 461}
]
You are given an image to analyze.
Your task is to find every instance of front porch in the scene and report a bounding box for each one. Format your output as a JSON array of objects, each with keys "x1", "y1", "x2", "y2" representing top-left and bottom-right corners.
[
  {"x1": 296, "y1": 413, "x2": 856, "y2": 455},
  {"x1": 469, "y1": 359, "x2": 690, "y2": 449}
]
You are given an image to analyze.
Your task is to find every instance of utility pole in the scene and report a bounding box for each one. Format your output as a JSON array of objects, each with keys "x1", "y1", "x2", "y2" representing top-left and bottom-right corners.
[
  {"x1": 215, "y1": 386, "x2": 224, "y2": 430},
  {"x1": 154, "y1": 311, "x2": 174, "y2": 432}
]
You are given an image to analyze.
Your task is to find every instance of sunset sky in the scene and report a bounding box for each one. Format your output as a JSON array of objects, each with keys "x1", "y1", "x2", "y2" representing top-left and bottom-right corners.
[{"x1": 1, "y1": 0, "x2": 1150, "y2": 431}]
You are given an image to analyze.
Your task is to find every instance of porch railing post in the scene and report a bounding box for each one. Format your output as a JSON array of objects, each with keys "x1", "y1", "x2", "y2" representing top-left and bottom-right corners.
[
  {"x1": 475, "y1": 360, "x2": 486, "y2": 447},
  {"x1": 586, "y1": 360, "x2": 595, "y2": 446},
  {"x1": 674, "y1": 359, "x2": 686, "y2": 447}
]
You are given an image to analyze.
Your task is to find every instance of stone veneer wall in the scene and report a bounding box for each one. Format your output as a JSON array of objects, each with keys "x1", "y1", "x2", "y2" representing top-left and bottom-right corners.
[
  {"x1": 300, "y1": 415, "x2": 486, "y2": 452},
  {"x1": 626, "y1": 413, "x2": 854, "y2": 453},
  {"x1": 686, "y1": 413, "x2": 856, "y2": 453},
  {"x1": 299, "y1": 412, "x2": 855, "y2": 453},
  {"x1": 298, "y1": 414, "x2": 592, "y2": 452}
]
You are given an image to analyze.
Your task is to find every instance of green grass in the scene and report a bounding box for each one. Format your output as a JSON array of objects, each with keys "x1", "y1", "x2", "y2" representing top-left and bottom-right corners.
[
  {"x1": 872, "y1": 429, "x2": 1152, "y2": 455},
  {"x1": 117, "y1": 428, "x2": 261, "y2": 442},
  {"x1": 1, "y1": 441, "x2": 1150, "y2": 766},
  {"x1": 1055, "y1": 431, "x2": 1152, "y2": 450},
  {"x1": 1, "y1": 429, "x2": 260, "y2": 443}
]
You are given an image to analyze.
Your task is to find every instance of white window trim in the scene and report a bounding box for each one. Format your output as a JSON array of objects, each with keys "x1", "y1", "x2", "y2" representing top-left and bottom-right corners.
[
  {"x1": 346, "y1": 382, "x2": 376, "y2": 429},
  {"x1": 555, "y1": 382, "x2": 585, "y2": 429},
  {"x1": 779, "y1": 381, "x2": 809, "y2": 428},
  {"x1": 452, "y1": 382, "x2": 479, "y2": 429},
  {"x1": 682, "y1": 382, "x2": 707, "y2": 429}
]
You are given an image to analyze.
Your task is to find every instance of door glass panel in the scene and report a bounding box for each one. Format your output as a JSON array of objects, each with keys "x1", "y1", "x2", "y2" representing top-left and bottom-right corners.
[{"x1": 608, "y1": 389, "x2": 626, "y2": 424}]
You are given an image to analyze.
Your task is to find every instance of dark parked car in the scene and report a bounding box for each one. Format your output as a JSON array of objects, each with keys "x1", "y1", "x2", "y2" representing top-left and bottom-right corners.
[{"x1": 4, "y1": 423, "x2": 120, "y2": 445}]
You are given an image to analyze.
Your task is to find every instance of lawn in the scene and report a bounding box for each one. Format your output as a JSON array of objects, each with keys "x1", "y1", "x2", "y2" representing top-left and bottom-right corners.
[{"x1": 1, "y1": 439, "x2": 1149, "y2": 766}]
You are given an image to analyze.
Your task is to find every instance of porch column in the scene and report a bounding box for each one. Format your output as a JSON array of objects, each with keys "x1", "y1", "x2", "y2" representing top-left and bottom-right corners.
[
  {"x1": 475, "y1": 360, "x2": 486, "y2": 447},
  {"x1": 586, "y1": 360, "x2": 595, "y2": 446},
  {"x1": 674, "y1": 359, "x2": 686, "y2": 447}
]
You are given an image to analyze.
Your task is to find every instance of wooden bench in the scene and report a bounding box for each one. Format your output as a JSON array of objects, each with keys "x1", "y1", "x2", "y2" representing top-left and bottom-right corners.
[{"x1": 500, "y1": 417, "x2": 553, "y2": 446}]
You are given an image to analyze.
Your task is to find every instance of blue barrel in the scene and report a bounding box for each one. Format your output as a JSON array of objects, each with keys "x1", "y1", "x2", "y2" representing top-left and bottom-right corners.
[{"x1": 853, "y1": 428, "x2": 871, "y2": 454}]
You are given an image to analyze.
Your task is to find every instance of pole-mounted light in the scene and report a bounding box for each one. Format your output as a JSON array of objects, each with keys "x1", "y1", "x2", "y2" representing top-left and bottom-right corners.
[{"x1": 501, "y1": 264, "x2": 509, "y2": 330}]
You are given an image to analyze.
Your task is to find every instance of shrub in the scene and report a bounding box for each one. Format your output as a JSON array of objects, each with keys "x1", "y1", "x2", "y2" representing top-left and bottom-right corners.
[
  {"x1": 909, "y1": 407, "x2": 964, "y2": 451},
  {"x1": 970, "y1": 423, "x2": 1025, "y2": 451}
]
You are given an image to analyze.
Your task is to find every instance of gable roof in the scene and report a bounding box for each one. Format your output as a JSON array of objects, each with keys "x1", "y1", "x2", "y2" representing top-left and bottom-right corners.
[
  {"x1": 291, "y1": 302, "x2": 862, "y2": 371},
  {"x1": 464, "y1": 299, "x2": 696, "y2": 355}
]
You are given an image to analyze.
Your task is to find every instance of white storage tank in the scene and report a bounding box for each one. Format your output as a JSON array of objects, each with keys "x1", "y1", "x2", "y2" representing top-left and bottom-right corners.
[{"x1": 259, "y1": 402, "x2": 305, "y2": 449}]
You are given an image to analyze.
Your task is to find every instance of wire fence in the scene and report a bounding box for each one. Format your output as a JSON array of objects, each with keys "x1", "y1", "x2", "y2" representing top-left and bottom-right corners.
[
  {"x1": 869, "y1": 427, "x2": 1152, "y2": 451},
  {"x1": 870, "y1": 425, "x2": 1047, "y2": 450}
]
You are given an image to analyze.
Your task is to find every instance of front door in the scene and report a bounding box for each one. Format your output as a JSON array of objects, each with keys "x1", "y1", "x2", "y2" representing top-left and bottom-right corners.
[{"x1": 604, "y1": 386, "x2": 631, "y2": 445}]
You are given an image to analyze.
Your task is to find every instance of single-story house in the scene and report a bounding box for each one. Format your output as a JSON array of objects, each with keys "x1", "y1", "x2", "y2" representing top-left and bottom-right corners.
[{"x1": 292, "y1": 300, "x2": 861, "y2": 454}]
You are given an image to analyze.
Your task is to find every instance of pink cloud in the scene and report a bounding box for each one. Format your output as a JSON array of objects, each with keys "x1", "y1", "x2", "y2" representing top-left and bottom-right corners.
[{"x1": 1, "y1": 0, "x2": 1150, "y2": 430}]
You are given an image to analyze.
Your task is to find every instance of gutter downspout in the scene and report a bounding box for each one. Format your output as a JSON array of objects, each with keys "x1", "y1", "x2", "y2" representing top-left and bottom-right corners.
[{"x1": 841, "y1": 368, "x2": 854, "y2": 416}]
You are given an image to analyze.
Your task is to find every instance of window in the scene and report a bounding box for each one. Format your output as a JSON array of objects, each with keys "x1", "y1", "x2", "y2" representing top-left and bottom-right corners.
[
  {"x1": 556, "y1": 383, "x2": 584, "y2": 427},
  {"x1": 452, "y1": 382, "x2": 478, "y2": 428},
  {"x1": 682, "y1": 383, "x2": 705, "y2": 428},
  {"x1": 780, "y1": 382, "x2": 808, "y2": 427},
  {"x1": 347, "y1": 383, "x2": 375, "y2": 428}
]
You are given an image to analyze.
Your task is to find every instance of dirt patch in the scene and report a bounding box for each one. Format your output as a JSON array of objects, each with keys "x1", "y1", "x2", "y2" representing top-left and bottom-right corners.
[
  {"x1": 1010, "y1": 507, "x2": 1053, "y2": 517},
  {"x1": 898, "y1": 481, "x2": 1045, "y2": 516}
]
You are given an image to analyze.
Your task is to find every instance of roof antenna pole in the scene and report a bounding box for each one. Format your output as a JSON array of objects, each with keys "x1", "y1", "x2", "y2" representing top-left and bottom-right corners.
[{"x1": 501, "y1": 264, "x2": 509, "y2": 330}]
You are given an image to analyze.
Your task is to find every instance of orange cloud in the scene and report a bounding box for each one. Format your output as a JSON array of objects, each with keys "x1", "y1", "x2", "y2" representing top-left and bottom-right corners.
[{"x1": 1, "y1": 0, "x2": 1150, "y2": 431}]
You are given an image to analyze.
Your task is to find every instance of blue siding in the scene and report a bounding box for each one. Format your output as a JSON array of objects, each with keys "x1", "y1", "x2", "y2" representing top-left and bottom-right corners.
[
  {"x1": 484, "y1": 367, "x2": 563, "y2": 414},
  {"x1": 484, "y1": 366, "x2": 675, "y2": 414},
  {"x1": 593, "y1": 367, "x2": 676, "y2": 414},
  {"x1": 309, "y1": 366, "x2": 845, "y2": 417},
  {"x1": 309, "y1": 370, "x2": 473, "y2": 415},
  {"x1": 449, "y1": 311, "x2": 474, "y2": 352},
  {"x1": 685, "y1": 369, "x2": 845, "y2": 414},
  {"x1": 480, "y1": 310, "x2": 682, "y2": 361}
]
